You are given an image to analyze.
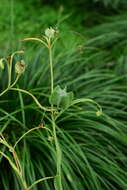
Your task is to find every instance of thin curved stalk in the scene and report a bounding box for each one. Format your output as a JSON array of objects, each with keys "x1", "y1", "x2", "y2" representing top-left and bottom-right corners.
[
  {"x1": 13, "y1": 125, "x2": 51, "y2": 149},
  {"x1": 27, "y1": 176, "x2": 54, "y2": 190},
  {"x1": 0, "y1": 151, "x2": 28, "y2": 190},
  {"x1": 10, "y1": 87, "x2": 53, "y2": 112},
  {"x1": 55, "y1": 98, "x2": 102, "y2": 120},
  {"x1": 8, "y1": 50, "x2": 24, "y2": 87},
  {"x1": 22, "y1": 38, "x2": 48, "y2": 48},
  {"x1": 0, "y1": 74, "x2": 20, "y2": 97},
  {"x1": 0, "y1": 134, "x2": 22, "y2": 174}
]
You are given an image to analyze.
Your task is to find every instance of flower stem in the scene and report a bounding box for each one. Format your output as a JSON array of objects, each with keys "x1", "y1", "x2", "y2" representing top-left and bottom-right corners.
[
  {"x1": 8, "y1": 50, "x2": 24, "y2": 87},
  {"x1": 0, "y1": 74, "x2": 20, "y2": 97},
  {"x1": 27, "y1": 176, "x2": 54, "y2": 190},
  {"x1": 48, "y1": 44, "x2": 62, "y2": 190},
  {"x1": 0, "y1": 151, "x2": 28, "y2": 190},
  {"x1": 10, "y1": 88, "x2": 52, "y2": 112},
  {"x1": 49, "y1": 47, "x2": 54, "y2": 94}
]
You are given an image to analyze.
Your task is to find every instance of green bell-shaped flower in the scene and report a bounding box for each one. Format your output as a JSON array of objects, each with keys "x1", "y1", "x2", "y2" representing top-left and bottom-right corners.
[{"x1": 49, "y1": 85, "x2": 74, "y2": 109}]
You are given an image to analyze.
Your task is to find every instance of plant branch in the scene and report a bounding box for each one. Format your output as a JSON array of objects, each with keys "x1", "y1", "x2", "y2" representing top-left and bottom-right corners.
[
  {"x1": 27, "y1": 176, "x2": 54, "y2": 190},
  {"x1": 10, "y1": 87, "x2": 53, "y2": 112}
]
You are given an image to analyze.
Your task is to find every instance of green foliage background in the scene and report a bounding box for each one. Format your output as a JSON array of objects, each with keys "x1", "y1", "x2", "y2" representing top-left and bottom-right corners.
[{"x1": 1, "y1": 0, "x2": 127, "y2": 190}]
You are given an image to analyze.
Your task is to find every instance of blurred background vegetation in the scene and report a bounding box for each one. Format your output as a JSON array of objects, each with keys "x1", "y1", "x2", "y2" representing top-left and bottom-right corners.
[{"x1": 1, "y1": 0, "x2": 127, "y2": 190}]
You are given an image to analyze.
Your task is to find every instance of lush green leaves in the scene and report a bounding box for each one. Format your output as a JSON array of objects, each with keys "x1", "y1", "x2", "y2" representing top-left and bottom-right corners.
[{"x1": 1, "y1": 0, "x2": 127, "y2": 190}]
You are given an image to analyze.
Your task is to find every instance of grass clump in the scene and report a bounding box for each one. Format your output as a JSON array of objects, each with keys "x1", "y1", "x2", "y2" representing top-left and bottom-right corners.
[{"x1": 1, "y1": 1, "x2": 127, "y2": 189}]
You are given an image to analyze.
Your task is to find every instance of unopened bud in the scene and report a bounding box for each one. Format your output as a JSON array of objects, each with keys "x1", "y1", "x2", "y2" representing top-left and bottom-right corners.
[{"x1": 15, "y1": 60, "x2": 26, "y2": 74}]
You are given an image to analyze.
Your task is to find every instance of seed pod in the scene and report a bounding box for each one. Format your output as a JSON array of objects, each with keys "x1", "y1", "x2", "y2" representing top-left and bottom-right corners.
[{"x1": 15, "y1": 60, "x2": 26, "y2": 74}]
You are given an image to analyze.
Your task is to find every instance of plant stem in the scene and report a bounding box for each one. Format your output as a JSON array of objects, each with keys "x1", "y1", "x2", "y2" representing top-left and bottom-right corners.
[
  {"x1": 23, "y1": 38, "x2": 48, "y2": 48},
  {"x1": 48, "y1": 44, "x2": 62, "y2": 190},
  {"x1": 27, "y1": 176, "x2": 54, "y2": 190},
  {"x1": 0, "y1": 74, "x2": 20, "y2": 97},
  {"x1": 10, "y1": 87, "x2": 52, "y2": 112},
  {"x1": 13, "y1": 125, "x2": 50, "y2": 149},
  {"x1": 12, "y1": 150, "x2": 22, "y2": 174},
  {"x1": 0, "y1": 151, "x2": 28, "y2": 190},
  {"x1": 8, "y1": 56, "x2": 13, "y2": 87},
  {"x1": 49, "y1": 47, "x2": 54, "y2": 94},
  {"x1": 52, "y1": 114, "x2": 62, "y2": 190},
  {"x1": 8, "y1": 50, "x2": 24, "y2": 87}
]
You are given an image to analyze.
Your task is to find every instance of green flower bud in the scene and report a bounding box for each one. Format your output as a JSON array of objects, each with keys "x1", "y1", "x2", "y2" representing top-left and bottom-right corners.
[
  {"x1": 96, "y1": 110, "x2": 102, "y2": 116},
  {"x1": 15, "y1": 60, "x2": 26, "y2": 74}
]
